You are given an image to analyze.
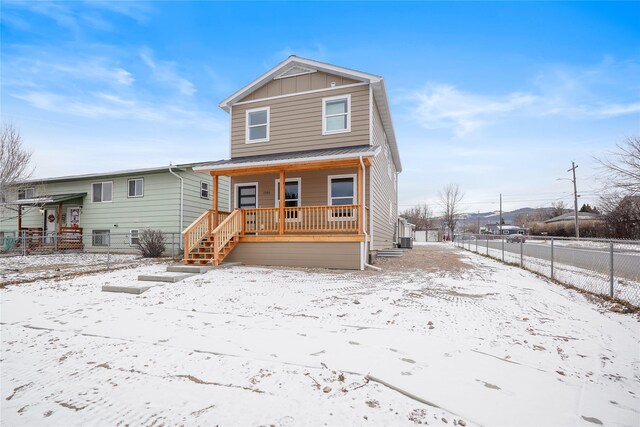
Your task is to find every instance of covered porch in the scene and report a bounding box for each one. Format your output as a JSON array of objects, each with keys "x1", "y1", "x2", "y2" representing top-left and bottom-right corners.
[
  {"x1": 183, "y1": 146, "x2": 379, "y2": 265},
  {"x1": 7, "y1": 193, "x2": 86, "y2": 251}
]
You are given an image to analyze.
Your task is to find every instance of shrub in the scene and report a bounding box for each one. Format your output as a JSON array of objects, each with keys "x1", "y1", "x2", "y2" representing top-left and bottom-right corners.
[{"x1": 136, "y1": 229, "x2": 166, "y2": 257}]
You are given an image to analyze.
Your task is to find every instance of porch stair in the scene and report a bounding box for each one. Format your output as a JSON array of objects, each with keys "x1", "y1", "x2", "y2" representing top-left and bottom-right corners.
[
  {"x1": 183, "y1": 235, "x2": 239, "y2": 265},
  {"x1": 182, "y1": 208, "x2": 243, "y2": 266},
  {"x1": 377, "y1": 248, "x2": 405, "y2": 257}
]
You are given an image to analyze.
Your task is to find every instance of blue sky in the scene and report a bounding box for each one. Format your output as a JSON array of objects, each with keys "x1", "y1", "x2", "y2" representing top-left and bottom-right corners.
[{"x1": 1, "y1": 1, "x2": 639, "y2": 212}]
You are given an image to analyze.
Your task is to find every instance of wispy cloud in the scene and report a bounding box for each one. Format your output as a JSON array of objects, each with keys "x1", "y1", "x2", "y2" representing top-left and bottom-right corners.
[
  {"x1": 3, "y1": 48, "x2": 215, "y2": 131},
  {"x1": 1, "y1": 1, "x2": 153, "y2": 32},
  {"x1": 12, "y1": 90, "x2": 222, "y2": 132},
  {"x1": 405, "y1": 59, "x2": 640, "y2": 136},
  {"x1": 1, "y1": 54, "x2": 134, "y2": 89},
  {"x1": 140, "y1": 49, "x2": 196, "y2": 96},
  {"x1": 408, "y1": 84, "x2": 536, "y2": 135}
]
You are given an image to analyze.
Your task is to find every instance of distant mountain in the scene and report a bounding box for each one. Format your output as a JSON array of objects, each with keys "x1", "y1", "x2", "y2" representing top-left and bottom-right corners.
[{"x1": 460, "y1": 207, "x2": 555, "y2": 226}]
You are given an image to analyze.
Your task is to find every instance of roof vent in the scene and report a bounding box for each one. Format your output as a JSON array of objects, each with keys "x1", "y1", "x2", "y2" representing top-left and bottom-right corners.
[{"x1": 274, "y1": 65, "x2": 317, "y2": 80}]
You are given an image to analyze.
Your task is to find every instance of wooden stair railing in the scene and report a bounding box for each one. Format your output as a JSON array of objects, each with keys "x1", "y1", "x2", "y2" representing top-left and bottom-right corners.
[
  {"x1": 183, "y1": 209, "x2": 242, "y2": 265},
  {"x1": 211, "y1": 209, "x2": 242, "y2": 265},
  {"x1": 182, "y1": 210, "x2": 231, "y2": 262}
]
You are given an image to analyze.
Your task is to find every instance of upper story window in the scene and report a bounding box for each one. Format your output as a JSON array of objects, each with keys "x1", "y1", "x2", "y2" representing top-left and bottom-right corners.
[
  {"x1": 127, "y1": 178, "x2": 144, "y2": 198},
  {"x1": 246, "y1": 107, "x2": 270, "y2": 143},
  {"x1": 17, "y1": 188, "x2": 35, "y2": 200},
  {"x1": 201, "y1": 181, "x2": 210, "y2": 199},
  {"x1": 322, "y1": 94, "x2": 351, "y2": 135},
  {"x1": 92, "y1": 181, "x2": 113, "y2": 203}
]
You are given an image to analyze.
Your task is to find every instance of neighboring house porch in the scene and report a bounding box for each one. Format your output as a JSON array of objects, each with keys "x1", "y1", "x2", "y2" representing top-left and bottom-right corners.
[
  {"x1": 182, "y1": 146, "x2": 378, "y2": 269},
  {"x1": 3, "y1": 193, "x2": 85, "y2": 251}
]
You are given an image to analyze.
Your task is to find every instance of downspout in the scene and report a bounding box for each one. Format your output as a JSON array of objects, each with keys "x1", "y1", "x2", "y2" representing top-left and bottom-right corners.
[
  {"x1": 168, "y1": 163, "x2": 184, "y2": 249},
  {"x1": 360, "y1": 155, "x2": 381, "y2": 271},
  {"x1": 395, "y1": 170, "x2": 400, "y2": 245}
]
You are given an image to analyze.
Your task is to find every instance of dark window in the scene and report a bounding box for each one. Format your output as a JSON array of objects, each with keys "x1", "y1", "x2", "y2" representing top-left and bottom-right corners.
[{"x1": 92, "y1": 230, "x2": 110, "y2": 246}]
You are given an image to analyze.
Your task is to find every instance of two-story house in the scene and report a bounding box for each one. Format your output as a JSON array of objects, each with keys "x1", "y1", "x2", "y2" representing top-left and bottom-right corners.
[
  {"x1": 0, "y1": 163, "x2": 230, "y2": 252},
  {"x1": 183, "y1": 56, "x2": 401, "y2": 270}
]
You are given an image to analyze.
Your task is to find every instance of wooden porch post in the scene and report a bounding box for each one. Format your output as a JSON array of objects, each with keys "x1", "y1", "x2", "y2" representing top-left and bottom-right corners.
[
  {"x1": 357, "y1": 166, "x2": 363, "y2": 234},
  {"x1": 279, "y1": 170, "x2": 285, "y2": 235},
  {"x1": 212, "y1": 174, "x2": 218, "y2": 229},
  {"x1": 57, "y1": 204, "x2": 62, "y2": 234}
]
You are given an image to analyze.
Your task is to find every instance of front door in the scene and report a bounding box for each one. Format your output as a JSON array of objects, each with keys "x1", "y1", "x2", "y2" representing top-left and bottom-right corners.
[
  {"x1": 237, "y1": 184, "x2": 257, "y2": 232},
  {"x1": 67, "y1": 207, "x2": 81, "y2": 227},
  {"x1": 44, "y1": 208, "x2": 57, "y2": 243}
]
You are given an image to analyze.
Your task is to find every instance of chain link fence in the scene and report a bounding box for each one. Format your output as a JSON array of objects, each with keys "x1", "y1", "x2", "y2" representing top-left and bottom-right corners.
[
  {"x1": 0, "y1": 230, "x2": 182, "y2": 262},
  {"x1": 454, "y1": 234, "x2": 640, "y2": 307}
]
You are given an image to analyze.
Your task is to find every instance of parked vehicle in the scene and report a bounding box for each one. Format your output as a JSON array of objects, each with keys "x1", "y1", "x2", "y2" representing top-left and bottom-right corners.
[{"x1": 506, "y1": 234, "x2": 527, "y2": 243}]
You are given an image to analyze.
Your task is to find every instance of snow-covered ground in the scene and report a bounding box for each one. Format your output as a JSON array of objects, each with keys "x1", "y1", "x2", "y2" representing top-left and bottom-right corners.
[
  {"x1": 1, "y1": 246, "x2": 639, "y2": 426},
  {"x1": 0, "y1": 253, "x2": 165, "y2": 286},
  {"x1": 526, "y1": 238, "x2": 640, "y2": 254}
]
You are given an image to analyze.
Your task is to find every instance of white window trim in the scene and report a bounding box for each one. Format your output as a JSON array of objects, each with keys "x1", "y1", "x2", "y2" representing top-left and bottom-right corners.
[
  {"x1": 275, "y1": 177, "x2": 302, "y2": 223},
  {"x1": 274, "y1": 177, "x2": 302, "y2": 207},
  {"x1": 245, "y1": 106, "x2": 270, "y2": 144},
  {"x1": 92, "y1": 230, "x2": 110, "y2": 246},
  {"x1": 327, "y1": 173, "x2": 357, "y2": 205},
  {"x1": 200, "y1": 181, "x2": 210, "y2": 199},
  {"x1": 322, "y1": 94, "x2": 351, "y2": 135},
  {"x1": 327, "y1": 174, "x2": 357, "y2": 220},
  {"x1": 233, "y1": 182, "x2": 259, "y2": 209},
  {"x1": 17, "y1": 187, "x2": 35, "y2": 200},
  {"x1": 127, "y1": 178, "x2": 144, "y2": 198},
  {"x1": 91, "y1": 181, "x2": 113, "y2": 203},
  {"x1": 66, "y1": 206, "x2": 81, "y2": 227},
  {"x1": 130, "y1": 229, "x2": 139, "y2": 246}
]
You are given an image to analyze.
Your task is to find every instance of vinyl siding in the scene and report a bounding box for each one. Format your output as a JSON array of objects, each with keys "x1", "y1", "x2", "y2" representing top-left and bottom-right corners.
[
  {"x1": 238, "y1": 71, "x2": 360, "y2": 102},
  {"x1": 230, "y1": 167, "x2": 370, "y2": 210},
  {"x1": 225, "y1": 241, "x2": 360, "y2": 269},
  {"x1": 0, "y1": 169, "x2": 229, "y2": 237},
  {"x1": 370, "y1": 100, "x2": 398, "y2": 250},
  {"x1": 231, "y1": 84, "x2": 370, "y2": 158}
]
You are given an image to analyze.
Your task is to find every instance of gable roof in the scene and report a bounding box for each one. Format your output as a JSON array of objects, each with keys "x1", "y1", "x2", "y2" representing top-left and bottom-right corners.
[
  {"x1": 219, "y1": 56, "x2": 402, "y2": 172},
  {"x1": 20, "y1": 162, "x2": 212, "y2": 185}
]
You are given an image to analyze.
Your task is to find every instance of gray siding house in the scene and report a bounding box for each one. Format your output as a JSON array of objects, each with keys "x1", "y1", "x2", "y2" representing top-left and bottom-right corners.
[
  {"x1": 0, "y1": 163, "x2": 230, "y2": 251},
  {"x1": 182, "y1": 56, "x2": 402, "y2": 269}
]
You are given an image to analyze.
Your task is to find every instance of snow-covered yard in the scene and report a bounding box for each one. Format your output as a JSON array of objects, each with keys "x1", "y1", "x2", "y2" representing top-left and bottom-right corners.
[
  {"x1": 1, "y1": 244, "x2": 639, "y2": 426},
  {"x1": 0, "y1": 253, "x2": 165, "y2": 286}
]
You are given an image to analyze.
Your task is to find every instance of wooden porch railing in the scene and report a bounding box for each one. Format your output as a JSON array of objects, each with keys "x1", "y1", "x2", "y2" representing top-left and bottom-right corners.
[
  {"x1": 182, "y1": 210, "x2": 230, "y2": 259},
  {"x1": 242, "y1": 204, "x2": 361, "y2": 234},
  {"x1": 59, "y1": 226, "x2": 83, "y2": 249}
]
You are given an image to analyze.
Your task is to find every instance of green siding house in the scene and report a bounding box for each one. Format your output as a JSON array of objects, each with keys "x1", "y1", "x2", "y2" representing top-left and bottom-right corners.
[{"x1": 0, "y1": 163, "x2": 230, "y2": 251}]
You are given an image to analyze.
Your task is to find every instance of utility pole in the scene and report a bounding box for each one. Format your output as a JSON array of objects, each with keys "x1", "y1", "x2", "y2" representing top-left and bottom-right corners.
[
  {"x1": 499, "y1": 193, "x2": 502, "y2": 235},
  {"x1": 477, "y1": 210, "x2": 480, "y2": 234},
  {"x1": 568, "y1": 161, "x2": 580, "y2": 239}
]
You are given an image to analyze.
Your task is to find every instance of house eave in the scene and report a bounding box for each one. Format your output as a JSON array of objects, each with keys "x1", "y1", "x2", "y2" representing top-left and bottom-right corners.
[
  {"x1": 218, "y1": 56, "x2": 382, "y2": 112},
  {"x1": 194, "y1": 147, "x2": 381, "y2": 175}
]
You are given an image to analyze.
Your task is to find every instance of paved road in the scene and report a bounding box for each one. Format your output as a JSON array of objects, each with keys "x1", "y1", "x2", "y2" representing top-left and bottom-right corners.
[{"x1": 460, "y1": 239, "x2": 639, "y2": 281}]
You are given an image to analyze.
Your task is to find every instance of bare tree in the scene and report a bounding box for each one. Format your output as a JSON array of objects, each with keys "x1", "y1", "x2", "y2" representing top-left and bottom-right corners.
[
  {"x1": 595, "y1": 135, "x2": 640, "y2": 196},
  {"x1": 400, "y1": 203, "x2": 434, "y2": 230},
  {"x1": 549, "y1": 201, "x2": 568, "y2": 219},
  {"x1": 439, "y1": 184, "x2": 464, "y2": 238},
  {"x1": 0, "y1": 123, "x2": 33, "y2": 201},
  {"x1": 594, "y1": 135, "x2": 640, "y2": 238}
]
